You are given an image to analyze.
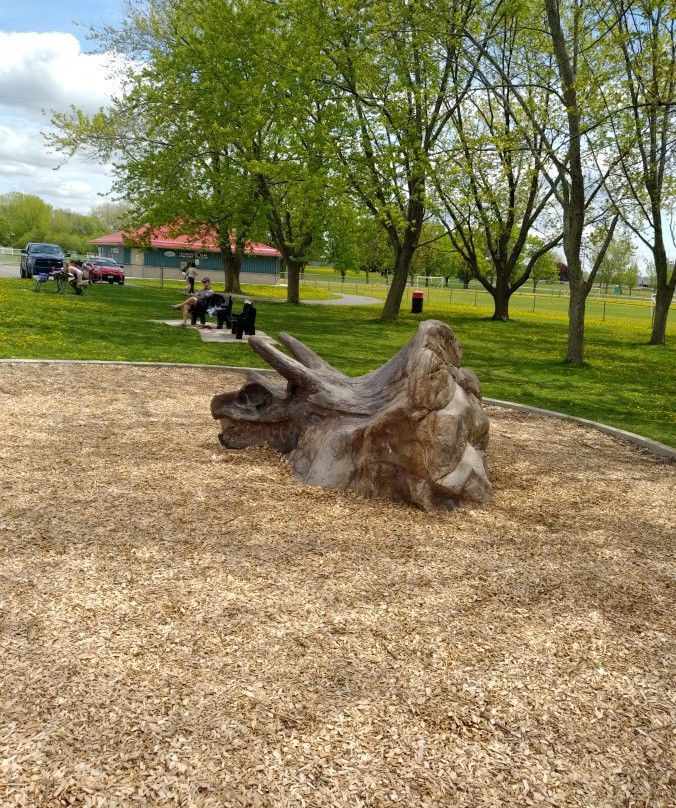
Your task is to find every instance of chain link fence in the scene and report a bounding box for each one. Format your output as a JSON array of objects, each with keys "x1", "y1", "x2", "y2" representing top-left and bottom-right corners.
[{"x1": 297, "y1": 273, "x2": 668, "y2": 324}]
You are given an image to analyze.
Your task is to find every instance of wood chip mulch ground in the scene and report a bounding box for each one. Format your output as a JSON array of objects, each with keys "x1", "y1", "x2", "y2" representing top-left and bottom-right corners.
[{"x1": 0, "y1": 362, "x2": 673, "y2": 807}]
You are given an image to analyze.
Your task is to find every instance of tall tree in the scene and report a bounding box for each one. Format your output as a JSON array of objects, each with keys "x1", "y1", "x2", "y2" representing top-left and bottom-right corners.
[
  {"x1": 435, "y1": 10, "x2": 561, "y2": 320},
  {"x1": 0, "y1": 193, "x2": 52, "y2": 245},
  {"x1": 247, "y1": 48, "x2": 335, "y2": 304},
  {"x1": 255, "y1": 162, "x2": 328, "y2": 304},
  {"x1": 302, "y1": 0, "x2": 477, "y2": 320},
  {"x1": 600, "y1": 0, "x2": 675, "y2": 343},
  {"x1": 321, "y1": 202, "x2": 397, "y2": 283},
  {"x1": 592, "y1": 231, "x2": 636, "y2": 292},
  {"x1": 0, "y1": 214, "x2": 11, "y2": 246},
  {"x1": 619, "y1": 260, "x2": 640, "y2": 295},
  {"x1": 465, "y1": 0, "x2": 621, "y2": 360},
  {"x1": 321, "y1": 198, "x2": 369, "y2": 279},
  {"x1": 542, "y1": 0, "x2": 621, "y2": 361},
  {"x1": 49, "y1": 0, "x2": 272, "y2": 293},
  {"x1": 90, "y1": 201, "x2": 131, "y2": 232}
]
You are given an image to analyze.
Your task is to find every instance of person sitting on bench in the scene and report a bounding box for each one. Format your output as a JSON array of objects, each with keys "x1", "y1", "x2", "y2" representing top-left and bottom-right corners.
[
  {"x1": 191, "y1": 293, "x2": 232, "y2": 328},
  {"x1": 171, "y1": 277, "x2": 214, "y2": 326}
]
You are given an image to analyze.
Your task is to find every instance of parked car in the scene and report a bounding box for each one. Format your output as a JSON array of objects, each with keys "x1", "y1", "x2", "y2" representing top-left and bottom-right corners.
[
  {"x1": 20, "y1": 243, "x2": 66, "y2": 278},
  {"x1": 66, "y1": 254, "x2": 87, "y2": 268},
  {"x1": 82, "y1": 257, "x2": 125, "y2": 285}
]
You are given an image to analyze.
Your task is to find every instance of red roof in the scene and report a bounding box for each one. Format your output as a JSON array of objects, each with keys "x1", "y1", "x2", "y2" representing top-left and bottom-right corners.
[{"x1": 90, "y1": 225, "x2": 281, "y2": 257}]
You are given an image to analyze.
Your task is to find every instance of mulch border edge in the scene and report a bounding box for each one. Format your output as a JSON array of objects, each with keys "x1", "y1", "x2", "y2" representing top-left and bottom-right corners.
[
  {"x1": 484, "y1": 397, "x2": 675, "y2": 460},
  {"x1": 2, "y1": 359, "x2": 673, "y2": 460}
]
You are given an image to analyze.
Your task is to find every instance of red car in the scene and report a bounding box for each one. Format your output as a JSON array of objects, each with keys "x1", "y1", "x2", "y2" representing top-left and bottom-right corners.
[{"x1": 82, "y1": 257, "x2": 125, "y2": 284}]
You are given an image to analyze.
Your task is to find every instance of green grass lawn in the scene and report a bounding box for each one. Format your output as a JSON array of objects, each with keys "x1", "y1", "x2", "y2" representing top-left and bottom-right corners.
[
  {"x1": 304, "y1": 275, "x2": 658, "y2": 316},
  {"x1": 1, "y1": 277, "x2": 674, "y2": 446},
  {"x1": 130, "y1": 277, "x2": 337, "y2": 300}
]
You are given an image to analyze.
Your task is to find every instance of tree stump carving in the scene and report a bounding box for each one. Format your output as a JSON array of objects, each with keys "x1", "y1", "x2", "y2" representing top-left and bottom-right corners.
[{"x1": 211, "y1": 320, "x2": 491, "y2": 510}]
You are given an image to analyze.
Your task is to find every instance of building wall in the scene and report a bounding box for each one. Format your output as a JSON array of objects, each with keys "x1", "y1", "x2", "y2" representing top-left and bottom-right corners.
[
  {"x1": 95, "y1": 245, "x2": 280, "y2": 284},
  {"x1": 99, "y1": 245, "x2": 131, "y2": 265}
]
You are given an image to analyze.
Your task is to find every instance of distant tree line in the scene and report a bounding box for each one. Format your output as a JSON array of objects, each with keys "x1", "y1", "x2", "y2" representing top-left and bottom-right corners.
[
  {"x1": 0, "y1": 193, "x2": 129, "y2": 255},
  {"x1": 50, "y1": 0, "x2": 675, "y2": 360}
]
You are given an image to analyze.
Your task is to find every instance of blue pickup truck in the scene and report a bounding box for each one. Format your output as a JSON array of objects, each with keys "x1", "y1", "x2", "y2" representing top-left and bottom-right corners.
[{"x1": 20, "y1": 243, "x2": 66, "y2": 279}]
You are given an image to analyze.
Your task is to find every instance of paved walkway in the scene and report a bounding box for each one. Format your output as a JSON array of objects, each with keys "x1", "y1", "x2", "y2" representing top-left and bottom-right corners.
[
  {"x1": 303, "y1": 292, "x2": 381, "y2": 306},
  {"x1": 225, "y1": 291, "x2": 382, "y2": 306},
  {"x1": 154, "y1": 320, "x2": 277, "y2": 344}
]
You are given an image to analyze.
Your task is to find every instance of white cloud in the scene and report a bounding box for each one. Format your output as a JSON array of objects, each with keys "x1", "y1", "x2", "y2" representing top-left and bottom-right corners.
[
  {"x1": 0, "y1": 123, "x2": 59, "y2": 172},
  {"x1": 0, "y1": 32, "x2": 123, "y2": 117},
  {"x1": 0, "y1": 31, "x2": 126, "y2": 212}
]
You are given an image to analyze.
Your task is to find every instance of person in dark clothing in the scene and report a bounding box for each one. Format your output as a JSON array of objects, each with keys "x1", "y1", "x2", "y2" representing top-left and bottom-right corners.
[
  {"x1": 170, "y1": 277, "x2": 214, "y2": 326},
  {"x1": 185, "y1": 261, "x2": 198, "y2": 294}
]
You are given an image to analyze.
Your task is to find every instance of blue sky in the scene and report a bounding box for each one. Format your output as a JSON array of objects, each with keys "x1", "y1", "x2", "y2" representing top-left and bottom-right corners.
[
  {"x1": 1, "y1": 1, "x2": 124, "y2": 49},
  {"x1": 0, "y1": 1, "x2": 127, "y2": 214}
]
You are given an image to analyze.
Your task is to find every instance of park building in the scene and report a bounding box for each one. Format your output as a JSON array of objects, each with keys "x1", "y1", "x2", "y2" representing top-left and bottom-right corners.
[{"x1": 89, "y1": 225, "x2": 282, "y2": 285}]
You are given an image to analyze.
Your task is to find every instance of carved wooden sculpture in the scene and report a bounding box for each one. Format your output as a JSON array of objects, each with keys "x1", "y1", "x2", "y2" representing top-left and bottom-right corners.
[{"x1": 211, "y1": 320, "x2": 490, "y2": 510}]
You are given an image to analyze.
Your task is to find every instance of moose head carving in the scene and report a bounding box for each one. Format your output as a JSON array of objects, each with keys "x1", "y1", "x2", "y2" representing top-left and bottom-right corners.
[{"x1": 211, "y1": 320, "x2": 490, "y2": 510}]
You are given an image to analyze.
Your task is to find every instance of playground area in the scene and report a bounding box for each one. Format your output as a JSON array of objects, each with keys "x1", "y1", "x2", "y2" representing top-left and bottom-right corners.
[{"x1": 0, "y1": 362, "x2": 673, "y2": 807}]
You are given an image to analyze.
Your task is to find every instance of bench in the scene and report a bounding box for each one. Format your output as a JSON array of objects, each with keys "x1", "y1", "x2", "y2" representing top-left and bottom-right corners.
[
  {"x1": 33, "y1": 272, "x2": 54, "y2": 292},
  {"x1": 231, "y1": 301, "x2": 257, "y2": 339},
  {"x1": 191, "y1": 294, "x2": 233, "y2": 328},
  {"x1": 33, "y1": 270, "x2": 85, "y2": 295}
]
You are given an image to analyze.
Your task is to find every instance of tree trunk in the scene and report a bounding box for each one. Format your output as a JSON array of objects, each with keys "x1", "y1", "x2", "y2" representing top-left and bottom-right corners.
[
  {"x1": 222, "y1": 249, "x2": 243, "y2": 294},
  {"x1": 382, "y1": 242, "x2": 417, "y2": 321},
  {"x1": 285, "y1": 258, "x2": 303, "y2": 304},
  {"x1": 649, "y1": 242, "x2": 675, "y2": 346},
  {"x1": 489, "y1": 270, "x2": 512, "y2": 321},
  {"x1": 545, "y1": 0, "x2": 589, "y2": 364},
  {"x1": 491, "y1": 292, "x2": 510, "y2": 321},
  {"x1": 381, "y1": 207, "x2": 423, "y2": 321},
  {"x1": 651, "y1": 273, "x2": 676, "y2": 345},
  {"x1": 567, "y1": 284, "x2": 587, "y2": 364},
  {"x1": 379, "y1": 180, "x2": 425, "y2": 321}
]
